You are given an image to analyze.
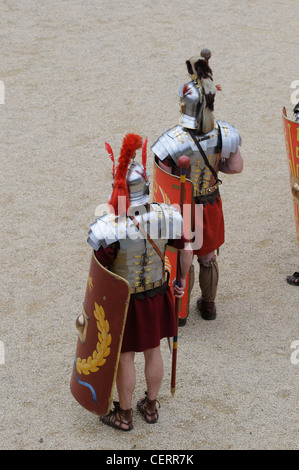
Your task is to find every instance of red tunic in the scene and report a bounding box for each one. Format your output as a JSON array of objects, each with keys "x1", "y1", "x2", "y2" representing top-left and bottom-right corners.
[
  {"x1": 94, "y1": 243, "x2": 181, "y2": 353},
  {"x1": 193, "y1": 196, "x2": 225, "y2": 256},
  {"x1": 159, "y1": 159, "x2": 224, "y2": 257}
]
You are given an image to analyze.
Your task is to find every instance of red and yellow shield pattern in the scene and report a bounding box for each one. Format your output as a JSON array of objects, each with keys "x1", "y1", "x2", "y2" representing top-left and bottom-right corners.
[
  {"x1": 152, "y1": 159, "x2": 194, "y2": 323},
  {"x1": 282, "y1": 107, "x2": 299, "y2": 248},
  {"x1": 70, "y1": 252, "x2": 130, "y2": 416}
]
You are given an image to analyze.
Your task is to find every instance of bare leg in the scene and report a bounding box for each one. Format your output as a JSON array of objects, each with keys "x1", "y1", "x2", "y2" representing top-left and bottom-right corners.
[
  {"x1": 143, "y1": 346, "x2": 164, "y2": 401},
  {"x1": 100, "y1": 351, "x2": 135, "y2": 431},
  {"x1": 197, "y1": 251, "x2": 216, "y2": 266},
  {"x1": 116, "y1": 351, "x2": 136, "y2": 410},
  {"x1": 137, "y1": 346, "x2": 163, "y2": 423}
]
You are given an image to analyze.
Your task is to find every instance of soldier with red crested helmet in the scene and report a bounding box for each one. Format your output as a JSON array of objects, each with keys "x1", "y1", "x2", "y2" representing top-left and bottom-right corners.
[{"x1": 71, "y1": 133, "x2": 192, "y2": 431}]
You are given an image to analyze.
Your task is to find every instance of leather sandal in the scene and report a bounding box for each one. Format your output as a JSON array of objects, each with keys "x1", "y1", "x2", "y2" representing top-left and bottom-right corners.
[
  {"x1": 100, "y1": 401, "x2": 133, "y2": 431},
  {"x1": 286, "y1": 272, "x2": 299, "y2": 286},
  {"x1": 137, "y1": 392, "x2": 160, "y2": 424}
]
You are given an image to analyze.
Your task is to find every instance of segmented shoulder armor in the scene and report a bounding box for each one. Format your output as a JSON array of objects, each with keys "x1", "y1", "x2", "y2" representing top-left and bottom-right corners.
[
  {"x1": 217, "y1": 121, "x2": 242, "y2": 158},
  {"x1": 151, "y1": 121, "x2": 241, "y2": 162},
  {"x1": 87, "y1": 203, "x2": 183, "y2": 251}
]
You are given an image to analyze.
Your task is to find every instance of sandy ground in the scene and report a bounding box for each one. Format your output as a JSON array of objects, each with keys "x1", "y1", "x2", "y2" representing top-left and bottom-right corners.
[{"x1": 0, "y1": 0, "x2": 298, "y2": 451}]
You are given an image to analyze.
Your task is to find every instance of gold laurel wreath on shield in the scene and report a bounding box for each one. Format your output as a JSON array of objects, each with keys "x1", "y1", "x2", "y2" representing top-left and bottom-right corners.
[{"x1": 76, "y1": 302, "x2": 112, "y2": 375}]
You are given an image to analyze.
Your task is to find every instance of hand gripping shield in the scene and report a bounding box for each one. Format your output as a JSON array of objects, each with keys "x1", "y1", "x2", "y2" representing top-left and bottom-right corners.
[
  {"x1": 152, "y1": 159, "x2": 201, "y2": 323},
  {"x1": 282, "y1": 107, "x2": 299, "y2": 248},
  {"x1": 70, "y1": 252, "x2": 130, "y2": 416}
]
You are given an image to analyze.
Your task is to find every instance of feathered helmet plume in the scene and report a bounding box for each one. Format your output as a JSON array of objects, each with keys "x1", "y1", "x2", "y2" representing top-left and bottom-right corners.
[
  {"x1": 185, "y1": 48, "x2": 221, "y2": 133},
  {"x1": 105, "y1": 133, "x2": 148, "y2": 216},
  {"x1": 105, "y1": 142, "x2": 116, "y2": 178}
]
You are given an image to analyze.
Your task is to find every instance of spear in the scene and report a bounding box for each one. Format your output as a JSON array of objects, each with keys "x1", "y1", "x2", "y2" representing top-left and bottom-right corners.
[{"x1": 171, "y1": 155, "x2": 191, "y2": 397}]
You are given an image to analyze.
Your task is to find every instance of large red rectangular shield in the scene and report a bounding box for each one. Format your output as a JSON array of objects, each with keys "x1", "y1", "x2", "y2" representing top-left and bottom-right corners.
[
  {"x1": 152, "y1": 160, "x2": 195, "y2": 323},
  {"x1": 282, "y1": 107, "x2": 299, "y2": 248},
  {"x1": 70, "y1": 252, "x2": 130, "y2": 416}
]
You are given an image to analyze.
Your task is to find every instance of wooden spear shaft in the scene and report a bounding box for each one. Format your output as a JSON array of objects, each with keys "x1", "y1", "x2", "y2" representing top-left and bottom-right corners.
[{"x1": 171, "y1": 155, "x2": 191, "y2": 397}]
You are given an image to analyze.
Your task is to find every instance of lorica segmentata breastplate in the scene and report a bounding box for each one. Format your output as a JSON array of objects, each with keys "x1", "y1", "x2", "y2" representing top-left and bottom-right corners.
[
  {"x1": 151, "y1": 121, "x2": 241, "y2": 195},
  {"x1": 110, "y1": 237, "x2": 167, "y2": 290}
]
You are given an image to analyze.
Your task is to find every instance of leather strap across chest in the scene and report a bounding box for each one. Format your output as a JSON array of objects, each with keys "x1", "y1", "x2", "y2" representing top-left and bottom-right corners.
[
  {"x1": 128, "y1": 214, "x2": 165, "y2": 262},
  {"x1": 188, "y1": 129, "x2": 222, "y2": 186}
]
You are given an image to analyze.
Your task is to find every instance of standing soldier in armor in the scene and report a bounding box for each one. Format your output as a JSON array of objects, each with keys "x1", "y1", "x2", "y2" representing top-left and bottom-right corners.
[
  {"x1": 73, "y1": 133, "x2": 193, "y2": 431},
  {"x1": 151, "y1": 49, "x2": 243, "y2": 321}
]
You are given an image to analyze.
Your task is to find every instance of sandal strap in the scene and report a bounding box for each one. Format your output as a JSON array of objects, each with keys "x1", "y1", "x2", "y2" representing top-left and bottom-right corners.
[
  {"x1": 145, "y1": 391, "x2": 160, "y2": 407},
  {"x1": 145, "y1": 396, "x2": 160, "y2": 413},
  {"x1": 101, "y1": 401, "x2": 133, "y2": 431},
  {"x1": 137, "y1": 392, "x2": 160, "y2": 423}
]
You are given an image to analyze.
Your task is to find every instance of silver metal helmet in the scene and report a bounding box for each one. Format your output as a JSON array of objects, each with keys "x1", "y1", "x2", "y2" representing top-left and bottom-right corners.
[
  {"x1": 179, "y1": 80, "x2": 204, "y2": 130},
  {"x1": 107, "y1": 134, "x2": 150, "y2": 215},
  {"x1": 179, "y1": 48, "x2": 218, "y2": 134},
  {"x1": 126, "y1": 161, "x2": 150, "y2": 206}
]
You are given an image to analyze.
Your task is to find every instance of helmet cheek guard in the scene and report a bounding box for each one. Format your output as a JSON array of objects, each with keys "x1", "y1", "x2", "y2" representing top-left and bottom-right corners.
[
  {"x1": 126, "y1": 162, "x2": 150, "y2": 206},
  {"x1": 180, "y1": 48, "x2": 219, "y2": 134},
  {"x1": 179, "y1": 80, "x2": 204, "y2": 131}
]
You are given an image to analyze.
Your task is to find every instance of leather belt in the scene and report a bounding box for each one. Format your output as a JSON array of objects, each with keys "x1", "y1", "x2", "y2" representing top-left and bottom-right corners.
[
  {"x1": 194, "y1": 181, "x2": 222, "y2": 197},
  {"x1": 130, "y1": 278, "x2": 166, "y2": 294}
]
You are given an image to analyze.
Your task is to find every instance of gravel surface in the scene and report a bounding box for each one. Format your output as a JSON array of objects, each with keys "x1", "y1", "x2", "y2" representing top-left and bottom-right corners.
[{"x1": 0, "y1": 0, "x2": 298, "y2": 450}]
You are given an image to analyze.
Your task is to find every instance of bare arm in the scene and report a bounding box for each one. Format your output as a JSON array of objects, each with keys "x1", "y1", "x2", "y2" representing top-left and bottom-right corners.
[
  {"x1": 173, "y1": 243, "x2": 193, "y2": 298},
  {"x1": 219, "y1": 147, "x2": 243, "y2": 174},
  {"x1": 179, "y1": 244, "x2": 193, "y2": 282}
]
